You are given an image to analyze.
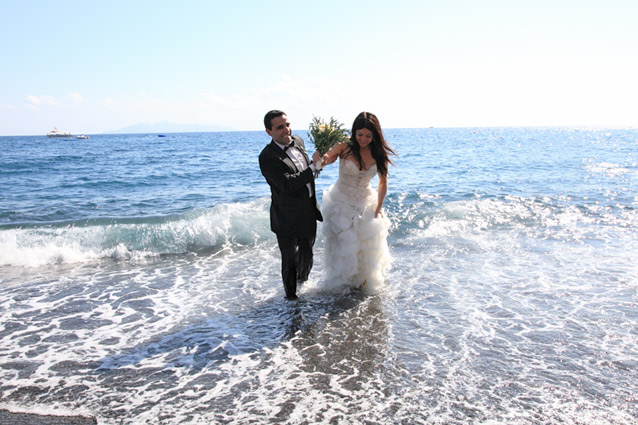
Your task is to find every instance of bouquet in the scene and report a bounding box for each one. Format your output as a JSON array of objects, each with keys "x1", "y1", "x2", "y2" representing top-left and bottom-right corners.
[{"x1": 307, "y1": 116, "x2": 350, "y2": 177}]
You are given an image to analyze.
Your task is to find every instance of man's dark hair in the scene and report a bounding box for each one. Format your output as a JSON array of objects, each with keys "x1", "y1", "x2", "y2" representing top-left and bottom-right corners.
[{"x1": 264, "y1": 110, "x2": 286, "y2": 130}]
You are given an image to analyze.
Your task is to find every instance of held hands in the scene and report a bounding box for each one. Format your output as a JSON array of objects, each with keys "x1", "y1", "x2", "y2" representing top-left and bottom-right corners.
[
  {"x1": 312, "y1": 151, "x2": 333, "y2": 172},
  {"x1": 313, "y1": 143, "x2": 343, "y2": 171},
  {"x1": 312, "y1": 151, "x2": 322, "y2": 169},
  {"x1": 316, "y1": 153, "x2": 334, "y2": 171}
]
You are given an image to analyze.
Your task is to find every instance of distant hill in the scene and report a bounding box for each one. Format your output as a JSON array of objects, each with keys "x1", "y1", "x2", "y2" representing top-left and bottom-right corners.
[{"x1": 108, "y1": 121, "x2": 235, "y2": 134}]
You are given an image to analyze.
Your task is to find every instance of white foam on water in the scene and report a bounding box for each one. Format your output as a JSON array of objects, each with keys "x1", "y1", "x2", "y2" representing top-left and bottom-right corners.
[
  {"x1": 1, "y1": 193, "x2": 637, "y2": 423},
  {"x1": 0, "y1": 402, "x2": 96, "y2": 420},
  {"x1": 0, "y1": 198, "x2": 272, "y2": 268}
]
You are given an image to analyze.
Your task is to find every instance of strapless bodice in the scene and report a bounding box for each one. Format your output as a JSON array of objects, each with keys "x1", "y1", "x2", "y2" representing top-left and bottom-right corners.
[{"x1": 335, "y1": 159, "x2": 377, "y2": 201}]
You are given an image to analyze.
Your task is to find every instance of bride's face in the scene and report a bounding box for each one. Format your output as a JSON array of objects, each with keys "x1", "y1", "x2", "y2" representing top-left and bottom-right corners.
[{"x1": 355, "y1": 128, "x2": 374, "y2": 149}]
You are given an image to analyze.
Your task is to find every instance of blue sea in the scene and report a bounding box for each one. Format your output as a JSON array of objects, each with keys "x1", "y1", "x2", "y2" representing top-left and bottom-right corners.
[{"x1": 0, "y1": 128, "x2": 636, "y2": 424}]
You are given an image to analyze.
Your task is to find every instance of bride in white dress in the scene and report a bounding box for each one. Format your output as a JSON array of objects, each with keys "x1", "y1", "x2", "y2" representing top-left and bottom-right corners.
[{"x1": 319, "y1": 112, "x2": 396, "y2": 291}]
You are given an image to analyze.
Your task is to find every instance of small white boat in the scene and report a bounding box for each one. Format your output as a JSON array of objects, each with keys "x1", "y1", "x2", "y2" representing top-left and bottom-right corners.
[
  {"x1": 47, "y1": 128, "x2": 72, "y2": 138},
  {"x1": 76, "y1": 134, "x2": 90, "y2": 140}
]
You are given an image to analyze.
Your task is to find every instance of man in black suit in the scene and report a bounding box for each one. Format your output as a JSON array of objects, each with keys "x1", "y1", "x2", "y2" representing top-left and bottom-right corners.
[{"x1": 259, "y1": 110, "x2": 323, "y2": 300}]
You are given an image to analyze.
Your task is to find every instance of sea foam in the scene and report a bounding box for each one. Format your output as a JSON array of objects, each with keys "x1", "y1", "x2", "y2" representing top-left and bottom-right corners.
[{"x1": 0, "y1": 198, "x2": 271, "y2": 268}]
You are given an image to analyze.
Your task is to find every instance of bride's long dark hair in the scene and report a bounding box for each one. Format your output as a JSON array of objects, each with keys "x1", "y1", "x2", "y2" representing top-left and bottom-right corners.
[{"x1": 345, "y1": 112, "x2": 396, "y2": 176}]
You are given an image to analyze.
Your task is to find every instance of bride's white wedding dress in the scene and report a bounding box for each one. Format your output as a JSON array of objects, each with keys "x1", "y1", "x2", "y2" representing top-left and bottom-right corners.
[{"x1": 321, "y1": 159, "x2": 391, "y2": 291}]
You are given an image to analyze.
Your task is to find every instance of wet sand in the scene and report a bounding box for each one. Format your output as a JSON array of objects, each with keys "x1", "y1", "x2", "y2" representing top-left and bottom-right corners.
[{"x1": 0, "y1": 409, "x2": 97, "y2": 425}]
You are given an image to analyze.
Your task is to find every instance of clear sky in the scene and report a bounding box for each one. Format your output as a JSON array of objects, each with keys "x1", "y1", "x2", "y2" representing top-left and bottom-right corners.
[{"x1": 1, "y1": 0, "x2": 637, "y2": 135}]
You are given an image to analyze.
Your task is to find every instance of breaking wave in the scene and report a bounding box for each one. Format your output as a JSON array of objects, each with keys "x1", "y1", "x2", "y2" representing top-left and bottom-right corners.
[{"x1": 0, "y1": 198, "x2": 272, "y2": 267}]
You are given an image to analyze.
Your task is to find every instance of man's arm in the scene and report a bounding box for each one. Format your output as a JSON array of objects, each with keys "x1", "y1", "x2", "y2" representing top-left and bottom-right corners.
[{"x1": 259, "y1": 150, "x2": 314, "y2": 194}]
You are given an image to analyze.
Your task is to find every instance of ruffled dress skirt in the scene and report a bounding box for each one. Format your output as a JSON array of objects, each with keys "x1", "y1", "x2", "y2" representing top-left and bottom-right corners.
[{"x1": 320, "y1": 161, "x2": 391, "y2": 292}]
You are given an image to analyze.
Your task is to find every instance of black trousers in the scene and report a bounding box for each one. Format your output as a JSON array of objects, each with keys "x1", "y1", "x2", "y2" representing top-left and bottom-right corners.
[{"x1": 276, "y1": 233, "x2": 316, "y2": 299}]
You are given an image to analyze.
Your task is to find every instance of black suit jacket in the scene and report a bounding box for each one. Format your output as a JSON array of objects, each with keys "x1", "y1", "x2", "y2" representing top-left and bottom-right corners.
[{"x1": 259, "y1": 135, "x2": 323, "y2": 238}]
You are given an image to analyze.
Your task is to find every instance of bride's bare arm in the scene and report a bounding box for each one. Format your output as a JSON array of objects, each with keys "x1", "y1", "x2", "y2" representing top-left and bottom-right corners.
[
  {"x1": 321, "y1": 142, "x2": 349, "y2": 166},
  {"x1": 375, "y1": 172, "x2": 388, "y2": 218}
]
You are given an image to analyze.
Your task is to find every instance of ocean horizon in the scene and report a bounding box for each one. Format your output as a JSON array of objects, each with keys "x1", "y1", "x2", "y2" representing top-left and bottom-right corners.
[{"x1": 7, "y1": 123, "x2": 638, "y2": 138}]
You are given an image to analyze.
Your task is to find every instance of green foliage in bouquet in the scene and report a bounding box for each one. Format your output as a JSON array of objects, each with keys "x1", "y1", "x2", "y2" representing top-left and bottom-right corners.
[
  {"x1": 308, "y1": 116, "x2": 350, "y2": 155},
  {"x1": 308, "y1": 116, "x2": 350, "y2": 177}
]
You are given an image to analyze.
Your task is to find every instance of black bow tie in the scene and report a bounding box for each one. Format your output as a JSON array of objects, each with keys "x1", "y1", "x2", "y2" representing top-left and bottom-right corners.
[{"x1": 283, "y1": 140, "x2": 294, "y2": 151}]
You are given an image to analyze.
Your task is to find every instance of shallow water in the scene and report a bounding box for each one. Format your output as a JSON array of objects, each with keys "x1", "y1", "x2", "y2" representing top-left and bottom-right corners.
[{"x1": 0, "y1": 128, "x2": 637, "y2": 423}]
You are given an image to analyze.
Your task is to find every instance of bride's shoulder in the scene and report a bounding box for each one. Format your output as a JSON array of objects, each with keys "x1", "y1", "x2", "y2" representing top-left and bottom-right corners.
[{"x1": 334, "y1": 142, "x2": 352, "y2": 156}]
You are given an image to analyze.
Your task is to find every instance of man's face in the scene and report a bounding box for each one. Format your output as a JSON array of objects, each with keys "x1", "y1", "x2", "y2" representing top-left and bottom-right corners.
[{"x1": 266, "y1": 115, "x2": 292, "y2": 145}]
